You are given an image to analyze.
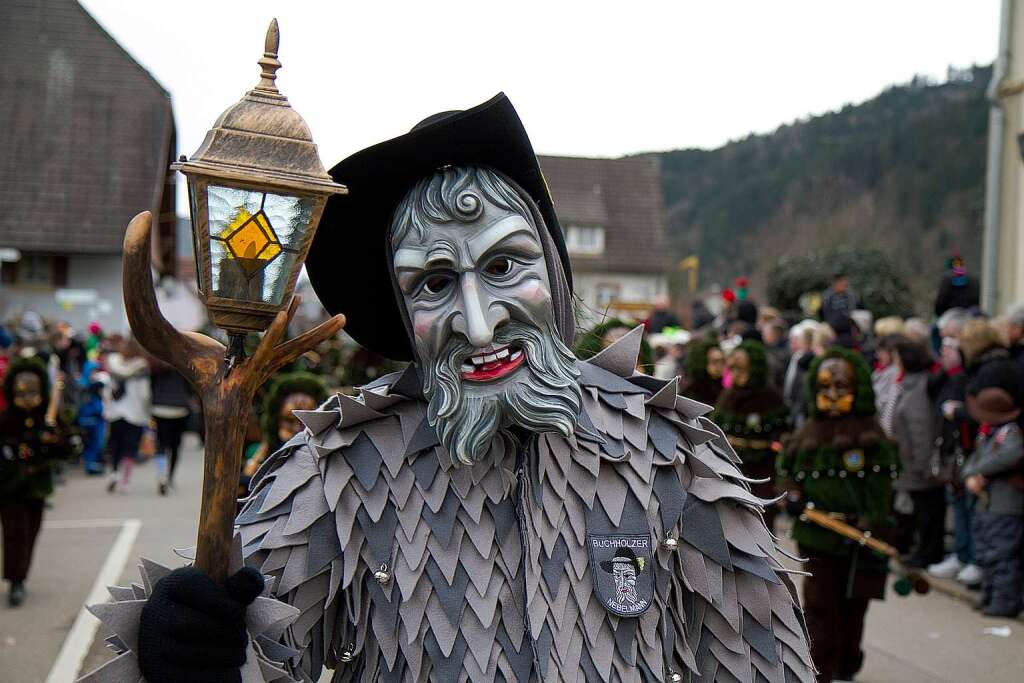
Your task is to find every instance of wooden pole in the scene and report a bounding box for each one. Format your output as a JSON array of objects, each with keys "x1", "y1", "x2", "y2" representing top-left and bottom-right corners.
[
  {"x1": 122, "y1": 211, "x2": 344, "y2": 582},
  {"x1": 800, "y1": 506, "x2": 900, "y2": 558}
]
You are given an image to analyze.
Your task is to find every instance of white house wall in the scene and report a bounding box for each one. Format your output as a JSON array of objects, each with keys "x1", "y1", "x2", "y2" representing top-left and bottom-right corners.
[
  {"x1": 573, "y1": 271, "x2": 667, "y2": 325},
  {"x1": 1, "y1": 254, "x2": 127, "y2": 333}
]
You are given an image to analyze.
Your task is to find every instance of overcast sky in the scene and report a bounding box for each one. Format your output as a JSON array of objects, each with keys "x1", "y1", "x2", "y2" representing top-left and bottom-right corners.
[{"x1": 80, "y1": 0, "x2": 1000, "y2": 212}]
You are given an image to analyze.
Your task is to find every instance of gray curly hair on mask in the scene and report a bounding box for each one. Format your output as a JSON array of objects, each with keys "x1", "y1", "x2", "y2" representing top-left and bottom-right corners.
[{"x1": 389, "y1": 165, "x2": 535, "y2": 244}]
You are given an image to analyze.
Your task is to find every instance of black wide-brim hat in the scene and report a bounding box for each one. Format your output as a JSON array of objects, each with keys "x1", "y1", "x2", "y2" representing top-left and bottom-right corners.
[{"x1": 307, "y1": 93, "x2": 572, "y2": 361}]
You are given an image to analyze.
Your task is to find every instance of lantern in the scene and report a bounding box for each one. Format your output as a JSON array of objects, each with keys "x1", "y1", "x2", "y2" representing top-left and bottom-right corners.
[{"x1": 172, "y1": 19, "x2": 345, "y2": 351}]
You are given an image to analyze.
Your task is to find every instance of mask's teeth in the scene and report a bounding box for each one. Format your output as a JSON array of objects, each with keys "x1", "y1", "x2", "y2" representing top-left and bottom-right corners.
[
  {"x1": 496, "y1": 348, "x2": 510, "y2": 359},
  {"x1": 461, "y1": 363, "x2": 475, "y2": 373},
  {"x1": 510, "y1": 350, "x2": 523, "y2": 361},
  {"x1": 483, "y1": 353, "x2": 498, "y2": 363}
]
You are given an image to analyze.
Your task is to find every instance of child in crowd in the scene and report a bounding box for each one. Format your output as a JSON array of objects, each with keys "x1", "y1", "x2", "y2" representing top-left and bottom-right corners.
[
  {"x1": 962, "y1": 362, "x2": 1024, "y2": 618},
  {"x1": 0, "y1": 358, "x2": 75, "y2": 606}
]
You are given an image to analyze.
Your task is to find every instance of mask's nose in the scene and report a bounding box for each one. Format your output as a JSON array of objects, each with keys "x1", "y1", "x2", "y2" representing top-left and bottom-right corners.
[{"x1": 451, "y1": 272, "x2": 509, "y2": 348}]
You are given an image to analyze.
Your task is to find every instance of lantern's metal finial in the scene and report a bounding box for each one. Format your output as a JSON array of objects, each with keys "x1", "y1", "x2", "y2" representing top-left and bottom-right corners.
[{"x1": 254, "y1": 18, "x2": 282, "y2": 98}]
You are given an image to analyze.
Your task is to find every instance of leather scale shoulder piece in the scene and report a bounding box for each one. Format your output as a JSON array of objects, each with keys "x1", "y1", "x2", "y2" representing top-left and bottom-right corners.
[{"x1": 237, "y1": 332, "x2": 815, "y2": 682}]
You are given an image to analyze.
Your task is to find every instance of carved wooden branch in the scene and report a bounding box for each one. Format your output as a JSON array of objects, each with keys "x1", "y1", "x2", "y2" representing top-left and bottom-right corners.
[{"x1": 123, "y1": 211, "x2": 345, "y2": 581}]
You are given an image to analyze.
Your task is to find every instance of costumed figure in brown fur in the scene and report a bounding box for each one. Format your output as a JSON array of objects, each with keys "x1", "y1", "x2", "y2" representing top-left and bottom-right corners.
[{"x1": 777, "y1": 348, "x2": 899, "y2": 683}]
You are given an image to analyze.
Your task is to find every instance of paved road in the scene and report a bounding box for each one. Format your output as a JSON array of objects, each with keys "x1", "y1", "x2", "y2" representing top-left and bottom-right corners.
[{"x1": 1, "y1": 438, "x2": 1022, "y2": 682}]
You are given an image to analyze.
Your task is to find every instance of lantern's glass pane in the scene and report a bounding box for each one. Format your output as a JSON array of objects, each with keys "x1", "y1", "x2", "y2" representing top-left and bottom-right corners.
[
  {"x1": 187, "y1": 186, "x2": 204, "y2": 292},
  {"x1": 260, "y1": 251, "x2": 297, "y2": 305},
  {"x1": 204, "y1": 184, "x2": 312, "y2": 304},
  {"x1": 210, "y1": 238, "x2": 267, "y2": 302},
  {"x1": 262, "y1": 192, "x2": 317, "y2": 249},
  {"x1": 207, "y1": 186, "x2": 260, "y2": 238}
]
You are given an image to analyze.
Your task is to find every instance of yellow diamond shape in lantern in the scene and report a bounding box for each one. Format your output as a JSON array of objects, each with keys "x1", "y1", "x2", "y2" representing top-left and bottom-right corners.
[{"x1": 220, "y1": 206, "x2": 282, "y2": 276}]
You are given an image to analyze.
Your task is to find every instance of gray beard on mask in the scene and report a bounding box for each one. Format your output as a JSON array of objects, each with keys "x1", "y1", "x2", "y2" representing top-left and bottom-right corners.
[{"x1": 421, "y1": 319, "x2": 582, "y2": 466}]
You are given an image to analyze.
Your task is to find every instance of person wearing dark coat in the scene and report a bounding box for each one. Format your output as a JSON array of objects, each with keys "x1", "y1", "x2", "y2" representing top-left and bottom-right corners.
[
  {"x1": 933, "y1": 254, "x2": 980, "y2": 317},
  {"x1": 716, "y1": 339, "x2": 788, "y2": 532},
  {"x1": 885, "y1": 337, "x2": 944, "y2": 568},
  {"x1": 0, "y1": 358, "x2": 75, "y2": 607},
  {"x1": 925, "y1": 334, "x2": 978, "y2": 580},
  {"x1": 962, "y1": 360, "x2": 1024, "y2": 617},
  {"x1": 820, "y1": 272, "x2": 858, "y2": 329},
  {"x1": 777, "y1": 348, "x2": 899, "y2": 683},
  {"x1": 150, "y1": 360, "x2": 193, "y2": 495}
]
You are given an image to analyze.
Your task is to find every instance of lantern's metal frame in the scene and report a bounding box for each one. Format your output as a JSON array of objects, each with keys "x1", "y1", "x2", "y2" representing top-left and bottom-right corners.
[
  {"x1": 123, "y1": 20, "x2": 346, "y2": 582},
  {"x1": 171, "y1": 18, "x2": 345, "y2": 344}
]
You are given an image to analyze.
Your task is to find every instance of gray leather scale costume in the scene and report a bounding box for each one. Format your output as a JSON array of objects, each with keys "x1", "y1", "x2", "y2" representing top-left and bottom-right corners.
[{"x1": 235, "y1": 328, "x2": 814, "y2": 682}]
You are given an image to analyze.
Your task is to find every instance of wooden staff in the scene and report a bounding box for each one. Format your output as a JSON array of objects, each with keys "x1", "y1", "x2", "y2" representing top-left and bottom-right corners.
[
  {"x1": 800, "y1": 505, "x2": 900, "y2": 558},
  {"x1": 800, "y1": 503, "x2": 934, "y2": 597},
  {"x1": 122, "y1": 211, "x2": 344, "y2": 582}
]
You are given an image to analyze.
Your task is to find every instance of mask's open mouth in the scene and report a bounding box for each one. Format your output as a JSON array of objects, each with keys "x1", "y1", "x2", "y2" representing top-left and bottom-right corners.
[{"x1": 460, "y1": 344, "x2": 525, "y2": 382}]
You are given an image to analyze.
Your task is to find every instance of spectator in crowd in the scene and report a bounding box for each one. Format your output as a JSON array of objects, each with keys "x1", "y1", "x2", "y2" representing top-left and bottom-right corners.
[
  {"x1": 926, "y1": 324, "x2": 980, "y2": 584},
  {"x1": 103, "y1": 338, "x2": 151, "y2": 493},
  {"x1": 934, "y1": 252, "x2": 980, "y2": 317},
  {"x1": 820, "y1": 272, "x2": 858, "y2": 328},
  {"x1": 783, "y1": 320, "x2": 817, "y2": 427},
  {"x1": 961, "y1": 318, "x2": 1010, "y2": 384},
  {"x1": 761, "y1": 318, "x2": 790, "y2": 389},
  {"x1": 690, "y1": 300, "x2": 714, "y2": 331},
  {"x1": 962, "y1": 362, "x2": 1024, "y2": 617},
  {"x1": 645, "y1": 294, "x2": 680, "y2": 334},
  {"x1": 0, "y1": 327, "x2": 11, "y2": 413},
  {"x1": 874, "y1": 316, "x2": 905, "y2": 338},
  {"x1": 1001, "y1": 302, "x2": 1024, "y2": 363},
  {"x1": 872, "y1": 336, "x2": 901, "y2": 418},
  {"x1": 884, "y1": 336, "x2": 944, "y2": 569},
  {"x1": 150, "y1": 360, "x2": 192, "y2": 495},
  {"x1": 734, "y1": 300, "x2": 762, "y2": 342},
  {"x1": 811, "y1": 323, "x2": 836, "y2": 358},
  {"x1": 77, "y1": 353, "x2": 106, "y2": 475},
  {"x1": 902, "y1": 317, "x2": 932, "y2": 347}
]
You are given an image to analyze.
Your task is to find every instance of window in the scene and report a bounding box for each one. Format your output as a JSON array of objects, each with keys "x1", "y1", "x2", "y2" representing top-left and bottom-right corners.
[
  {"x1": 596, "y1": 283, "x2": 620, "y2": 308},
  {"x1": 1, "y1": 253, "x2": 68, "y2": 287},
  {"x1": 566, "y1": 225, "x2": 605, "y2": 256}
]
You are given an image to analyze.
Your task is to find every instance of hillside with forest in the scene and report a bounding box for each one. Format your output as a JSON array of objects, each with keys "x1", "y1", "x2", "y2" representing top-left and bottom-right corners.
[{"x1": 655, "y1": 65, "x2": 991, "y2": 311}]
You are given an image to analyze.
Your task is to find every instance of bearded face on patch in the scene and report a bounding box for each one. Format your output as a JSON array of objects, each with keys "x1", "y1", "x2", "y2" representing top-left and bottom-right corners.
[{"x1": 391, "y1": 166, "x2": 582, "y2": 465}]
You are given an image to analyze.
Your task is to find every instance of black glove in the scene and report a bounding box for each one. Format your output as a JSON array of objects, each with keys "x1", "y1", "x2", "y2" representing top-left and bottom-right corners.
[{"x1": 138, "y1": 566, "x2": 264, "y2": 683}]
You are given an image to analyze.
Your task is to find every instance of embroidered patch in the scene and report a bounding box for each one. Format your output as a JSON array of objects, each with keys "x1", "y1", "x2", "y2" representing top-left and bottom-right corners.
[
  {"x1": 842, "y1": 449, "x2": 865, "y2": 472},
  {"x1": 586, "y1": 534, "x2": 654, "y2": 617}
]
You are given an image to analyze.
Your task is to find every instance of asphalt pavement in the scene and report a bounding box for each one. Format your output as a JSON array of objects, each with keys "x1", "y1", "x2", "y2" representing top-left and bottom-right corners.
[{"x1": 1, "y1": 437, "x2": 1021, "y2": 682}]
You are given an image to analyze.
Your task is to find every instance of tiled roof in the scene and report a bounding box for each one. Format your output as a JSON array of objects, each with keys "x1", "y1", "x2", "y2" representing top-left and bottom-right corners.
[
  {"x1": 539, "y1": 155, "x2": 672, "y2": 274},
  {"x1": 0, "y1": 0, "x2": 175, "y2": 255}
]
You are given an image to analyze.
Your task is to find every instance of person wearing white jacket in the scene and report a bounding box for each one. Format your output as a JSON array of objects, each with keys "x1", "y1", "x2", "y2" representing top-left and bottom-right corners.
[{"x1": 102, "y1": 339, "x2": 151, "y2": 492}]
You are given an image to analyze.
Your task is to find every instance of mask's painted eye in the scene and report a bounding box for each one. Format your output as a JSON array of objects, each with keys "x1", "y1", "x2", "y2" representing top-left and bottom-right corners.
[
  {"x1": 423, "y1": 273, "x2": 454, "y2": 295},
  {"x1": 483, "y1": 256, "x2": 513, "y2": 277}
]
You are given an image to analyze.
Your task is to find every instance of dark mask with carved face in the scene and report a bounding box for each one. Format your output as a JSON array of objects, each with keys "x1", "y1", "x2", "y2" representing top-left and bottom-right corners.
[
  {"x1": 391, "y1": 166, "x2": 582, "y2": 465},
  {"x1": 12, "y1": 372, "x2": 43, "y2": 412},
  {"x1": 815, "y1": 357, "x2": 856, "y2": 418},
  {"x1": 726, "y1": 349, "x2": 751, "y2": 387}
]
